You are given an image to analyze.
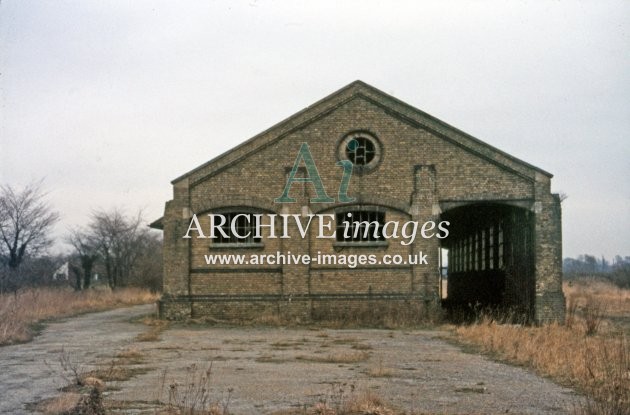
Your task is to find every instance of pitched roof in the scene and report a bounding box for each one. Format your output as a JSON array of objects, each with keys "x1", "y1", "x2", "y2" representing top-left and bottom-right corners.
[{"x1": 173, "y1": 80, "x2": 551, "y2": 185}]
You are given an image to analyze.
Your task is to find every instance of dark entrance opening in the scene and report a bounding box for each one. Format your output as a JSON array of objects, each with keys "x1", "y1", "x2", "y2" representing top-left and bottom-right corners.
[{"x1": 440, "y1": 203, "x2": 535, "y2": 322}]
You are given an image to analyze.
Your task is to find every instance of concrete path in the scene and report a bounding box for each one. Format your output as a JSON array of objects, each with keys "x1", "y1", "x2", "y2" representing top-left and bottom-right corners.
[
  {"x1": 109, "y1": 326, "x2": 581, "y2": 414},
  {"x1": 0, "y1": 304, "x2": 156, "y2": 414},
  {"x1": 0, "y1": 305, "x2": 581, "y2": 414}
]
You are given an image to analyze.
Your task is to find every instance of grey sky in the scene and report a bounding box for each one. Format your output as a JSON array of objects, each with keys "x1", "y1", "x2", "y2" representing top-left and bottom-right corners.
[{"x1": 1, "y1": 0, "x2": 628, "y2": 259}]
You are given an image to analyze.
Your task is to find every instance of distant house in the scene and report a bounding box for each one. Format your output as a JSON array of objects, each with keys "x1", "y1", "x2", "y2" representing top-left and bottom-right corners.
[
  {"x1": 151, "y1": 81, "x2": 564, "y2": 324},
  {"x1": 52, "y1": 262, "x2": 69, "y2": 281}
]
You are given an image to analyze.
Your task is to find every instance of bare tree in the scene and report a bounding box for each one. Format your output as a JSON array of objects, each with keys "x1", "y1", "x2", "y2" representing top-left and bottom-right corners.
[
  {"x1": 87, "y1": 208, "x2": 147, "y2": 289},
  {"x1": 66, "y1": 208, "x2": 162, "y2": 291},
  {"x1": 558, "y1": 192, "x2": 569, "y2": 203},
  {"x1": 0, "y1": 182, "x2": 59, "y2": 270},
  {"x1": 66, "y1": 228, "x2": 98, "y2": 290},
  {"x1": 128, "y1": 231, "x2": 162, "y2": 292}
]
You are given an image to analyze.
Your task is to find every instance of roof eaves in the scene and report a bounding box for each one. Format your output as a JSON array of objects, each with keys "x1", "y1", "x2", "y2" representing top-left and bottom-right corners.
[
  {"x1": 171, "y1": 81, "x2": 365, "y2": 185},
  {"x1": 171, "y1": 80, "x2": 552, "y2": 184}
]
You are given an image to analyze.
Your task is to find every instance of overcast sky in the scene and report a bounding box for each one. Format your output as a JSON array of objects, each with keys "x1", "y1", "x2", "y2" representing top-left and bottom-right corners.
[{"x1": 1, "y1": 0, "x2": 628, "y2": 259}]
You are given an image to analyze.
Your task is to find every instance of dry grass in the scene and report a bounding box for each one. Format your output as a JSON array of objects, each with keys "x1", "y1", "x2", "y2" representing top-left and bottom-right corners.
[
  {"x1": 271, "y1": 339, "x2": 308, "y2": 349},
  {"x1": 42, "y1": 346, "x2": 151, "y2": 415},
  {"x1": 342, "y1": 393, "x2": 394, "y2": 415},
  {"x1": 34, "y1": 393, "x2": 82, "y2": 414},
  {"x1": 0, "y1": 286, "x2": 158, "y2": 345},
  {"x1": 297, "y1": 350, "x2": 370, "y2": 364},
  {"x1": 135, "y1": 317, "x2": 169, "y2": 342},
  {"x1": 564, "y1": 279, "x2": 630, "y2": 318},
  {"x1": 155, "y1": 363, "x2": 231, "y2": 415},
  {"x1": 58, "y1": 344, "x2": 148, "y2": 388},
  {"x1": 454, "y1": 280, "x2": 630, "y2": 414},
  {"x1": 272, "y1": 387, "x2": 398, "y2": 415},
  {"x1": 255, "y1": 354, "x2": 292, "y2": 364},
  {"x1": 565, "y1": 279, "x2": 630, "y2": 335},
  {"x1": 351, "y1": 343, "x2": 373, "y2": 350},
  {"x1": 367, "y1": 359, "x2": 394, "y2": 378},
  {"x1": 86, "y1": 359, "x2": 150, "y2": 383},
  {"x1": 115, "y1": 347, "x2": 145, "y2": 363}
]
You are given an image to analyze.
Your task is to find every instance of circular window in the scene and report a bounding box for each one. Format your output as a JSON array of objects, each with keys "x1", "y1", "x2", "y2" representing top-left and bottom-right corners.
[
  {"x1": 338, "y1": 132, "x2": 381, "y2": 171},
  {"x1": 346, "y1": 137, "x2": 375, "y2": 165}
]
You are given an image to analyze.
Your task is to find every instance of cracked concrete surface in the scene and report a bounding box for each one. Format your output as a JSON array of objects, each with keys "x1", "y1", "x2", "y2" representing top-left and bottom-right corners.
[
  {"x1": 0, "y1": 305, "x2": 581, "y2": 414},
  {"x1": 0, "y1": 304, "x2": 155, "y2": 414}
]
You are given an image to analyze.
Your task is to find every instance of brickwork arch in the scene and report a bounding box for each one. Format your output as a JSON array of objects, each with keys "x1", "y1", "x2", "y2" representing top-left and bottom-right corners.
[
  {"x1": 193, "y1": 195, "x2": 280, "y2": 214},
  {"x1": 311, "y1": 195, "x2": 410, "y2": 216}
]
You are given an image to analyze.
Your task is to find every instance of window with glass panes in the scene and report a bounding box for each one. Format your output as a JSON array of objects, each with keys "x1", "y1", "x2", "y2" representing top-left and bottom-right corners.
[{"x1": 336, "y1": 210, "x2": 385, "y2": 242}]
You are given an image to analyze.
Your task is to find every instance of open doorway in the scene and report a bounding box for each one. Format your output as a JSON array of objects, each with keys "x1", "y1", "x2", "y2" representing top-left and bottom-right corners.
[{"x1": 440, "y1": 203, "x2": 535, "y2": 322}]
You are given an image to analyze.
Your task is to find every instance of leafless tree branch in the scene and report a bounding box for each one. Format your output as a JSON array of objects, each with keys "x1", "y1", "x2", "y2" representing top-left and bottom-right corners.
[{"x1": 0, "y1": 181, "x2": 59, "y2": 270}]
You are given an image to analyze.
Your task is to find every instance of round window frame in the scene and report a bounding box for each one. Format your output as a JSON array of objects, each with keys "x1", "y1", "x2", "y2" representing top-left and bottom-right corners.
[{"x1": 337, "y1": 131, "x2": 382, "y2": 173}]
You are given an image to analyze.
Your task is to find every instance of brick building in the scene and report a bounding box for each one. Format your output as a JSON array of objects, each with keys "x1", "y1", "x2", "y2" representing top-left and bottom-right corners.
[{"x1": 151, "y1": 81, "x2": 564, "y2": 324}]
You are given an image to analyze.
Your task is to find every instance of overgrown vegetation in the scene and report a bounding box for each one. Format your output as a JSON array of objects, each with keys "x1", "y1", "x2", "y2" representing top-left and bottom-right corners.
[
  {"x1": 274, "y1": 382, "x2": 397, "y2": 415},
  {"x1": 296, "y1": 350, "x2": 370, "y2": 364},
  {"x1": 1, "y1": 182, "x2": 162, "y2": 294},
  {"x1": 454, "y1": 279, "x2": 630, "y2": 415},
  {"x1": 564, "y1": 254, "x2": 630, "y2": 289},
  {"x1": 36, "y1": 346, "x2": 150, "y2": 415},
  {"x1": 135, "y1": 317, "x2": 170, "y2": 342},
  {"x1": 67, "y1": 208, "x2": 163, "y2": 291},
  {"x1": 0, "y1": 286, "x2": 158, "y2": 345},
  {"x1": 154, "y1": 363, "x2": 233, "y2": 415}
]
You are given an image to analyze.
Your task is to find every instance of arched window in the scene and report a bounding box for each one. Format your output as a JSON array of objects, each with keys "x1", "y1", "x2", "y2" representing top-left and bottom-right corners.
[
  {"x1": 335, "y1": 209, "x2": 386, "y2": 243},
  {"x1": 211, "y1": 211, "x2": 262, "y2": 245}
]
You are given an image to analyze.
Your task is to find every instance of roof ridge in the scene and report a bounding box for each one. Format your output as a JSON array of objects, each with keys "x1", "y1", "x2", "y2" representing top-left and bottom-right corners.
[{"x1": 172, "y1": 81, "x2": 551, "y2": 185}]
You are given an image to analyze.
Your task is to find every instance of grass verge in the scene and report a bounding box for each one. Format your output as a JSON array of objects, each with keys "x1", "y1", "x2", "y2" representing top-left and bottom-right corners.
[{"x1": 452, "y1": 280, "x2": 629, "y2": 414}]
